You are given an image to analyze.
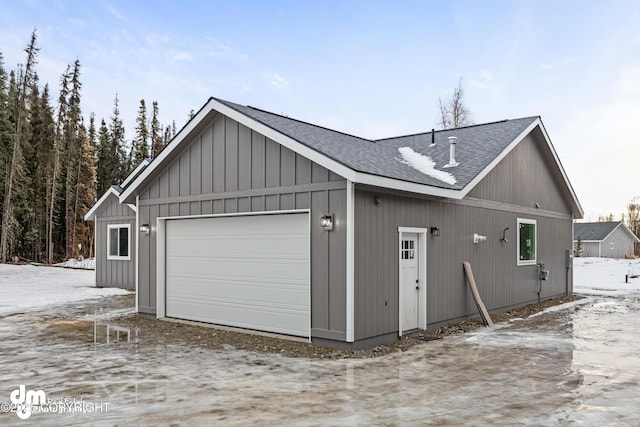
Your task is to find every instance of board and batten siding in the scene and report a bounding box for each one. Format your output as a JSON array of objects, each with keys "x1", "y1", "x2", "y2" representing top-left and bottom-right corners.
[
  {"x1": 579, "y1": 226, "x2": 636, "y2": 258},
  {"x1": 353, "y1": 131, "x2": 575, "y2": 342},
  {"x1": 137, "y1": 113, "x2": 348, "y2": 340},
  {"x1": 94, "y1": 193, "x2": 136, "y2": 290}
]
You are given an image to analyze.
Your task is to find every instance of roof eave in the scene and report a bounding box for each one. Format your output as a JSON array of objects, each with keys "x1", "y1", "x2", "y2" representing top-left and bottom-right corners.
[
  {"x1": 602, "y1": 222, "x2": 640, "y2": 243},
  {"x1": 457, "y1": 118, "x2": 584, "y2": 219},
  {"x1": 119, "y1": 98, "x2": 358, "y2": 204},
  {"x1": 84, "y1": 186, "x2": 122, "y2": 221},
  {"x1": 353, "y1": 172, "x2": 463, "y2": 199}
]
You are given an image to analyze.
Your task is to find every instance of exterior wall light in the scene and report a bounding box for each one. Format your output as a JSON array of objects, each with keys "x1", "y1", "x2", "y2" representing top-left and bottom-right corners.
[
  {"x1": 430, "y1": 227, "x2": 440, "y2": 237},
  {"x1": 320, "y1": 214, "x2": 334, "y2": 231},
  {"x1": 140, "y1": 224, "x2": 150, "y2": 234}
]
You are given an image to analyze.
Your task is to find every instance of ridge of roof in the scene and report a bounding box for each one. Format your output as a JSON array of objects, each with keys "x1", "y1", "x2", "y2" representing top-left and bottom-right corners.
[
  {"x1": 215, "y1": 98, "x2": 376, "y2": 144},
  {"x1": 374, "y1": 116, "x2": 539, "y2": 142}
]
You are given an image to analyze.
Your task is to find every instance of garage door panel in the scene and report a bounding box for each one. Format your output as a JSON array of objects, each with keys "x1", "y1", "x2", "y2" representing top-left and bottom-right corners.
[
  {"x1": 166, "y1": 277, "x2": 308, "y2": 306},
  {"x1": 166, "y1": 299, "x2": 308, "y2": 336},
  {"x1": 165, "y1": 213, "x2": 310, "y2": 337}
]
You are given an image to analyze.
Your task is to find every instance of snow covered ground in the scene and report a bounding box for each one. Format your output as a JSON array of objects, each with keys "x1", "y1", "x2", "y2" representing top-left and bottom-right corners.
[
  {"x1": 573, "y1": 256, "x2": 640, "y2": 296},
  {"x1": 55, "y1": 257, "x2": 95, "y2": 269},
  {"x1": 0, "y1": 264, "x2": 129, "y2": 316}
]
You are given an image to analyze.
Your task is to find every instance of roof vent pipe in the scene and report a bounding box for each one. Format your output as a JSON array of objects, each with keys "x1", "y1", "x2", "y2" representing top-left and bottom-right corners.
[
  {"x1": 431, "y1": 129, "x2": 435, "y2": 146},
  {"x1": 445, "y1": 136, "x2": 459, "y2": 168}
]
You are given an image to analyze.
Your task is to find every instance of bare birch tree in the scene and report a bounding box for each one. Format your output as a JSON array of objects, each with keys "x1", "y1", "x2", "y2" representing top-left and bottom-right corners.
[{"x1": 438, "y1": 78, "x2": 473, "y2": 129}]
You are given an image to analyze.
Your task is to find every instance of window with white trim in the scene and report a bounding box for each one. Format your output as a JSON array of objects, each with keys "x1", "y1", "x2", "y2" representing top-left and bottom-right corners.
[
  {"x1": 401, "y1": 239, "x2": 415, "y2": 260},
  {"x1": 107, "y1": 224, "x2": 130, "y2": 260},
  {"x1": 517, "y1": 218, "x2": 536, "y2": 266}
]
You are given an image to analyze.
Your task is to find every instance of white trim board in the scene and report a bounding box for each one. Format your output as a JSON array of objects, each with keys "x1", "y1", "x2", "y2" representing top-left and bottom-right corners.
[
  {"x1": 155, "y1": 209, "x2": 311, "y2": 323},
  {"x1": 346, "y1": 181, "x2": 355, "y2": 342}
]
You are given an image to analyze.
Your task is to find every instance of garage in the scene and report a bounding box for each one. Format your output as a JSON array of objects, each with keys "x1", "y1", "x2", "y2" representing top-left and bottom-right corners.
[{"x1": 165, "y1": 212, "x2": 310, "y2": 337}]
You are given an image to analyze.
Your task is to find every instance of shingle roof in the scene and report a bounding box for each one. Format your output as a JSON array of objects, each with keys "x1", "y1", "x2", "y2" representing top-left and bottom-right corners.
[
  {"x1": 574, "y1": 222, "x2": 623, "y2": 241},
  {"x1": 215, "y1": 98, "x2": 538, "y2": 190},
  {"x1": 119, "y1": 96, "x2": 583, "y2": 218}
]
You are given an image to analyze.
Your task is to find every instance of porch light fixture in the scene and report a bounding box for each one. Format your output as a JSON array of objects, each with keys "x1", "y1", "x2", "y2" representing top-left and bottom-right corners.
[
  {"x1": 320, "y1": 214, "x2": 334, "y2": 231},
  {"x1": 430, "y1": 227, "x2": 440, "y2": 237},
  {"x1": 140, "y1": 224, "x2": 150, "y2": 234}
]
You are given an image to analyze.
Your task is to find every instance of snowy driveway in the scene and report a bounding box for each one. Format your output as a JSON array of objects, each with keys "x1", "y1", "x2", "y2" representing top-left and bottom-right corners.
[{"x1": 0, "y1": 260, "x2": 639, "y2": 425}]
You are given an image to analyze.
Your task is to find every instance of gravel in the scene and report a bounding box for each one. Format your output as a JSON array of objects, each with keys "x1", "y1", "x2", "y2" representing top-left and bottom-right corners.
[{"x1": 103, "y1": 294, "x2": 582, "y2": 359}]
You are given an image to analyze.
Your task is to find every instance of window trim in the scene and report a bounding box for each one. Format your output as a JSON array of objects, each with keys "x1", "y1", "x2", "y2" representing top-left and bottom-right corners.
[
  {"x1": 517, "y1": 218, "x2": 537, "y2": 266},
  {"x1": 107, "y1": 224, "x2": 131, "y2": 261}
]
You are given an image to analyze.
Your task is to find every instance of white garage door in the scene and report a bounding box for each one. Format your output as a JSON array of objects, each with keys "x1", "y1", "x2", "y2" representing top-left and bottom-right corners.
[{"x1": 165, "y1": 213, "x2": 310, "y2": 337}]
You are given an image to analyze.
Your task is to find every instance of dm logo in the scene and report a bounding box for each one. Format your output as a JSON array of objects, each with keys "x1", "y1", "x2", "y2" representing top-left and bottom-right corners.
[{"x1": 10, "y1": 385, "x2": 47, "y2": 419}]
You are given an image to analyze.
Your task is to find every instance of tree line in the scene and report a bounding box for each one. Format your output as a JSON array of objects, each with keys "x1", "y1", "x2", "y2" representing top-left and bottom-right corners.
[{"x1": 0, "y1": 29, "x2": 176, "y2": 263}]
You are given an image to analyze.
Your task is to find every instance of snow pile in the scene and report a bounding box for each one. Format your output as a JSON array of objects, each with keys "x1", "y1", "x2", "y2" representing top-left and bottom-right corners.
[
  {"x1": 573, "y1": 257, "x2": 640, "y2": 296},
  {"x1": 56, "y1": 257, "x2": 96, "y2": 269},
  {"x1": 0, "y1": 264, "x2": 130, "y2": 316},
  {"x1": 397, "y1": 147, "x2": 457, "y2": 185}
]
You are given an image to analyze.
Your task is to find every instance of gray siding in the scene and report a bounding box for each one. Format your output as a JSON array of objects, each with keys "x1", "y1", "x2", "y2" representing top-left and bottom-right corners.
[
  {"x1": 94, "y1": 193, "x2": 136, "y2": 290},
  {"x1": 579, "y1": 241, "x2": 600, "y2": 258},
  {"x1": 137, "y1": 114, "x2": 348, "y2": 339},
  {"x1": 353, "y1": 133, "x2": 575, "y2": 341},
  {"x1": 468, "y1": 131, "x2": 572, "y2": 214},
  {"x1": 577, "y1": 227, "x2": 636, "y2": 258}
]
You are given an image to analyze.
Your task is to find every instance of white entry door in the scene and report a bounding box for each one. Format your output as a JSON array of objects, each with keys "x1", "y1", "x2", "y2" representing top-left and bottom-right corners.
[{"x1": 400, "y1": 233, "x2": 419, "y2": 331}]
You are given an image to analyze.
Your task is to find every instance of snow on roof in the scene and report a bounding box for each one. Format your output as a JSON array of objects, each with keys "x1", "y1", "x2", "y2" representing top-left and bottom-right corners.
[{"x1": 397, "y1": 147, "x2": 457, "y2": 185}]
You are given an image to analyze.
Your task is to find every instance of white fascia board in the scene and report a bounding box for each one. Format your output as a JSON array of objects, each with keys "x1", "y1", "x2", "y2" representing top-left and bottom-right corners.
[
  {"x1": 119, "y1": 98, "x2": 357, "y2": 204},
  {"x1": 212, "y1": 99, "x2": 357, "y2": 182},
  {"x1": 457, "y1": 118, "x2": 584, "y2": 218},
  {"x1": 84, "y1": 187, "x2": 121, "y2": 221},
  {"x1": 121, "y1": 158, "x2": 150, "y2": 188},
  {"x1": 531, "y1": 120, "x2": 584, "y2": 218},
  {"x1": 602, "y1": 222, "x2": 640, "y2": 243},
  {"x1": 457, "y1": 119, "x2": 539, "y2": 200},
  {"x1": 119, "y1": 100, "x2": 218, "y2": 204}
]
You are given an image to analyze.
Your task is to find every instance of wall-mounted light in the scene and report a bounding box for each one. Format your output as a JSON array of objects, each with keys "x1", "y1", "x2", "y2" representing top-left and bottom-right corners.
[
  {"x1": 430, "y1": 227, "x2": 440, "y2": 237},
  {"x1": 140, "y1": 224, "x2": 150, "y2": 234},
  {"x1": 473, "y1": 233, "x2": 487, "y2": 244},
  {"x1": 320, "y1": 214, "x2": 334, "y2": 231},
  {"x1": 374, "y1": 195, "x2": 382, "y2": 205}
]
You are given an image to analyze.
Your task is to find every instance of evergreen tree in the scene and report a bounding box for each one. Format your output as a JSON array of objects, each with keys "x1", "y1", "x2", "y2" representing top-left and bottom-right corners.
[
  {"x1": 35, "y1": 84, "x2": 55, "y2": 262},
  {"x1": 131, "y1": 99, "x2": 149, "y2": 166},
  {"x1": 46, "y1": 66, "x2": 70, "y2": 262},
  {"x1": 1, "y1": 28, "x2": 39, "y2": 263},
  {"x1": 63, "y1": 59, "x2": 83, "y2": 259},
  {"x1": 95, "y1": 118, "x2": 115, "y2": 196},
  {"x1": 150, "y1": 100, "x2": 162, "y2": 158},
  {"x1": 163, "y1": 124, "x2": 172, "y2": 147},
  {"x1": 71, "y1": 127, "x2": 96, "y2": 259},
  {"x1": 0, "y1": 51, "x2": 14, "y2": 234},
  {"x1": 109, "y1": 93, "x2": 129, "y2": 182}
]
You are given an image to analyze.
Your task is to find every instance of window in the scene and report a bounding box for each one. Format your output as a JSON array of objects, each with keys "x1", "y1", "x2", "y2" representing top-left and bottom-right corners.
[
  {"x1": 401, "y1": 239, "x2": 415, "y2": 260},
  {"x1": 517, "y1": 218, "x2": 536, "y2": 266},
  {"x1": 107, "y1": 224, "x2": 130, "y2": 260},
  {"x1": 610, "y1": 243, "x2": 615, "y2": 250}
]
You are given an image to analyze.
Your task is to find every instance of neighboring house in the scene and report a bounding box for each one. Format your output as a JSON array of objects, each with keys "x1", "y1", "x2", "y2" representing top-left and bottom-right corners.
[
  {"x1": 573, "y1": 221, "x2": 639, "y2": 258},
  {"x1": 102, "y1": 97, "x2": 582, "y2": 349},
  {"x1": 84, "y1": 159, "x2": 150, "y2": 290}
]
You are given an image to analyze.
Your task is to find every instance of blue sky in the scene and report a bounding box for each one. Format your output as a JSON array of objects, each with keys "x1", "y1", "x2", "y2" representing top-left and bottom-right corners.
[{"x1": 1, "y1": 0, "x2": 639, "y2": 221}]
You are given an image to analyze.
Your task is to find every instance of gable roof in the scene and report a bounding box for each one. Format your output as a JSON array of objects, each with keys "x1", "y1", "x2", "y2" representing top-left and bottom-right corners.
[
  {"x1": 119, "y1": 97, "x2": 583, "y2": 217},
  {"x1": 84, "y1": 159, "x2": 150, "y2": 221},
  {"x1": 574, "y1": 221, "x2": 640, "y2": 242}
]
